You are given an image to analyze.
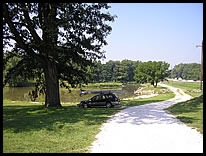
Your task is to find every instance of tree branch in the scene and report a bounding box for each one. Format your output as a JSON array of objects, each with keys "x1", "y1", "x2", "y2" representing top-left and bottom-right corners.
[
  {"x1": 3, "y1": 3, "x2": 42, "y2": 61},
  {"x1": 21, "y1": 3, "x2": 42, "y2": 45},
  {"x1": 3, "y1": 4, "x2": 28, "y2": 51},
  {"x1": 3, "y1": 35, "x2": 16, "y2": 40}
]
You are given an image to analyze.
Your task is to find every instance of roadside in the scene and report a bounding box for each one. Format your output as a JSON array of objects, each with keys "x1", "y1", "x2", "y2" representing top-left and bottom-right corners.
[
  {"x1": 162, "y1": 81, "x2": 203, "y2": 134},
  {"x1": 122, "y1": 93, "x2": 158, "y2": 101},
  {"x1": 89, "y1": 84, "x2": 203, "y2": 153}
]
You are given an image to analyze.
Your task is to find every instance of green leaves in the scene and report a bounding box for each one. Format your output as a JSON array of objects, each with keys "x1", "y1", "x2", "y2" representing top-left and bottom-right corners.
[
  {"x1": 134, "y1": 61, "x2": 170, "y2": 87},
  {"x1": 91, "y1": 60, "x2": 140, "y2": 83},
  {"x1": 171, "y1": 63, "x2": 201, "y2": 80},
  {"x1": 3, "y1": 3, "x2": 116, "y2": 105},
  {"x1": 3, "y1": 3, "x2": 116, "y2": 85}
]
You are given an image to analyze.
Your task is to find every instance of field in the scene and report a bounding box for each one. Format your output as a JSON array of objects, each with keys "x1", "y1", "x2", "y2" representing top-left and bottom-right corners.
[{"x1": 3, "y1": 84, "x2": 174, "y2": 153}]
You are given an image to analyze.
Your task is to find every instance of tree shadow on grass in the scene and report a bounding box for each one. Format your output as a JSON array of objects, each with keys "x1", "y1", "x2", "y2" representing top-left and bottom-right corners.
[
  {"x1": 176, "y1": 116, "x2": 198, "y2": 124},
  {"x1": 3, "y1": 105, "x2": 121, "y2": 133},
  {"x1": 167, "y1": 95, "x2": 203, "y2": 114},
  {"x1": 122, "y1": 99, "x2": 164, "y2": 107},
  {"x1": 3, "y1": 98, "x2": 166, "y2": 134}
]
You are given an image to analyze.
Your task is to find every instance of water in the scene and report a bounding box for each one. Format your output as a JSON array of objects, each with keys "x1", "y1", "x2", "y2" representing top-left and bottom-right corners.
[{"x1": 3, "y1": 84, "x2": 139, "y2": 103}]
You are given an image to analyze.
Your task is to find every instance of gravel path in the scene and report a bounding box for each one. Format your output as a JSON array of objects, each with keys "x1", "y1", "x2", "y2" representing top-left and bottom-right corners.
[{"x1": 89, "y1": 84, "x2": 203, "y2": 153}]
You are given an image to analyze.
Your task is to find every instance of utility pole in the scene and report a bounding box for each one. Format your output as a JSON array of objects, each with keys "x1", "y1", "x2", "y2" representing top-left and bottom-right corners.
[{"x1": 196, "y1": 40, "x2": 203, "y2": 90}]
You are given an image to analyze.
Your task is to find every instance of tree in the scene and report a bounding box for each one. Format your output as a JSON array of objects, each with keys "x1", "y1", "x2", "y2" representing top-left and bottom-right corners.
[
  {"x1": 89, "y1": 59, "x2": 141, "y2": 83},
  {"x1": 89, "y1": 60, "x2": 104, "y2": 83},
  {"x1": 3, "y1": 3, "x2": 116, "y2": 107},
  {"x1": 118, "y1": 60, "x2": 129, "y2": 82},
  {"x1": 117, "y1": 59, "x2": 140, "y2": 82},
  {"x1": 102, "y1": 60, "x2": 114, "y2": 82},
  {"x1": 112, "y1": 60, "x2": 121, "y2": 82},
  {"x1": 134, "y1": 61, "x2": 170, "y2": 88}
]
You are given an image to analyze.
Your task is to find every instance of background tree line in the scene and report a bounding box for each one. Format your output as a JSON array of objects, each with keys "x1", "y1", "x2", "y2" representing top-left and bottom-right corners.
[
  {"x1": 89, "y1": 59, "x2": 141, "y2": 83},
  {"x1": 3, "y1": 52, "x2": 33, "y2": 87},
  {"x1": 84, "y1": 59, "x2": 171, "y2": 88},
  {"x1": 4, "y1": 56, "x2": 201, "y2": 88},
  {"x1": 3, "y1": 56, "x2": 141, "y2": 87},
  {"x1": 170, "y1": 63, "x2": 201, "y2": 80},
  {"x1": 89, "y1": 61, "x2": 201, "y2": 84}
]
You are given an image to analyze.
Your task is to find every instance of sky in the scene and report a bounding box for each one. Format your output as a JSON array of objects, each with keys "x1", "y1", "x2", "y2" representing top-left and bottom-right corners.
[{"x1": 101, "y1": 3, "x2": 203, "y2": 68}]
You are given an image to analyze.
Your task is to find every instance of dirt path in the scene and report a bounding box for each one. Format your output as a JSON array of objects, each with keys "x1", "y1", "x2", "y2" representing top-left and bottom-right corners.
[{"x1": 89, "y1": 84, "x2": 203, "y2": 153}]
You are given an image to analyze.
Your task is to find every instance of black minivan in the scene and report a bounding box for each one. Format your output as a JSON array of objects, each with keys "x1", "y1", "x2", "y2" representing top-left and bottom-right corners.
[{"x1": 78, "y1": 93, "x2": 120, "y2": 108}]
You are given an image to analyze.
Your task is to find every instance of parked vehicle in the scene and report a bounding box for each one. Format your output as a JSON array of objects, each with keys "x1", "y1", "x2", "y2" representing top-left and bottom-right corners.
[{"x1": 77, "y1": 90, "x2": 124, "y2": 108}]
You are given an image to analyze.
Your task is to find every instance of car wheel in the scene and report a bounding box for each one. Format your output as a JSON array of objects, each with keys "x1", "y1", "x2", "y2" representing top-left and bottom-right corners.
[
  {"x1": 83, "y1": 103, "x2": 88, "y2": 108},
  {"x1": 106, "y1": 103, "x2": 112, "y2": 108}
]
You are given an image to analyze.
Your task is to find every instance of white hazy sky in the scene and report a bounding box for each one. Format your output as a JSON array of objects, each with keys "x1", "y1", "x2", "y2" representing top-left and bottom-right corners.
[{"x1": 101, "y1": 3, "x2": 203, "y2": 68}]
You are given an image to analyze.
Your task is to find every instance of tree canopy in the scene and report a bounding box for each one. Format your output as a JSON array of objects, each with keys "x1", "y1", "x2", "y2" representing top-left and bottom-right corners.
[
  {"x1": 134, "y1": 61, "x2": 170, "y2": 88},
  {"x1": 3, "y1": 3, "x2": 116, "y2": 107}
]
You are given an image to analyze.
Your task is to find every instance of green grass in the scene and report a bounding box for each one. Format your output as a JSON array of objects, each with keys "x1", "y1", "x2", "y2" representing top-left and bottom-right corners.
[
  {"x1": 163, "y1": 81, "x2": 203, "y2": 97},
  {"x1": 121, "y1": 85, "x2": 175, "y2": 107},
  {"x1": 164, "y1": 81, "x2": 203, "y2": 134},
  {"x1": 166, "y1": 95, "x2": 203, "y2": 134},
  {"x1": 5, "y1": 81, "x2": 202, "y2": 153},
  {"x1": 3, "y1": 101, "x2": 122, "y2": 153},
  {"x1": 164, "y1": 81, "x2": 201, "y2": 90},
  {"x1": 3, "y1": 84, "x2": 174, "y2": 153}
]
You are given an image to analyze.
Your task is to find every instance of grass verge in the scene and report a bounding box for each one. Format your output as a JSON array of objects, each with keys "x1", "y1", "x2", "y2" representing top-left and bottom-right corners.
[
  {"x1": 121, "y1": 92, "x2": 175, "y2": 107},
  {"x1": 164, "y1": 81, "x2": 203, "y2": 134},
  {"x1": 166, "y1": 95, "x2": 203, "y2": 134},
  {"x1": 163, "y1": 81, "x2": 203, "y2": 97}
]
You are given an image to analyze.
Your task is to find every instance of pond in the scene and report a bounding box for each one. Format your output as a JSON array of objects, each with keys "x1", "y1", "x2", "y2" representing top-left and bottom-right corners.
[{"x1": 3, "y1": 84, "x2": 140, "y2": 103}]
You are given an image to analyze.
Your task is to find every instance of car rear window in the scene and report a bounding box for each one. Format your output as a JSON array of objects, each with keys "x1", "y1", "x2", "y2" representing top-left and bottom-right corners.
[{"x1": 105, "y1": 94, "x2": 114, "y2": 99}]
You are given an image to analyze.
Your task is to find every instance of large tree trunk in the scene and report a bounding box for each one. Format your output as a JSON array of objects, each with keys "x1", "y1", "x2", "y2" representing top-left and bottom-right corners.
[
  {"x1": 39, "y1": 4, "x2": 60, "y2": 107},
  {"x1": 44, "y1": 59, "x2": 62, "y2": 108}
]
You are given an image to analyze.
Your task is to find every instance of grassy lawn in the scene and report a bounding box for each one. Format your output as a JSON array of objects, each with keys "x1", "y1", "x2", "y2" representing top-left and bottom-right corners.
[
  {"x1": 166, "y1": 95, "x2": 203, "y2": 134},
  {"x1": 3, "y1": 101, "x2": 122, "y2": 153},
  {"x1": 164, "y1": 81, "x2": 203, "y2": 134},
  {"x1": 3, "y1": 84, "x2": 174, "y2": 153},
  {"x1": 121, "y1": 90, "x2": 175, "y2": 107}
]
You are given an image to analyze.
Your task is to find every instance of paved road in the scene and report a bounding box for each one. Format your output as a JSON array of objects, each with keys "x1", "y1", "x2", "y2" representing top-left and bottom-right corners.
[{"x1": 89, "y1": 84, "x2": 203, "y2": 153}]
